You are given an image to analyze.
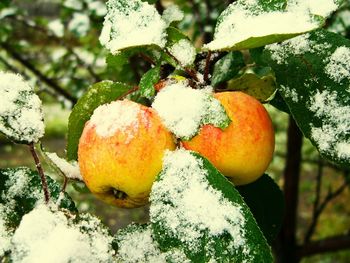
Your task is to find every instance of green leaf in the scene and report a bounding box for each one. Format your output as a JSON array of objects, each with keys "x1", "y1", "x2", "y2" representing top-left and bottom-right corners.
[
  {"x1": 236, "y1": 174, "x2": 285, "y2": 244},
  {"x1": 114, "y1": 223, "x2": 190, "y2": 262},
  {"x1": 211, "y1": 51, "x2": 245, "y2": 86},
  {"x1": 0, "y1": 167, "x2": 76, "y2": 228},
  {"x1": 67, "y1": 80, "x2": 132, "y2": 160},
  {"x1": 150, "y1": 150, "x2": 273, "y2": 262},
  {"x1": 227, "y1": 73, "x2": 277, "y2": 102},
  {"x1": 263, "y1": 29, "x2": 350, "y2": 167},
  {"x1": 204, "y1": 0, "x2": 333, "y2": 51},
  {"x1": 269, "y1": 90, "x2": 291, "y2": 114},
  {"x1": 0, "y1": 72, "x2": 45, "y2": 144},
  {"x1": 167, "y1": 27, "x2": 188, "y2": 45},
  {"x1": 139, "y1": 65, "x2": 161, "y2": 98}
]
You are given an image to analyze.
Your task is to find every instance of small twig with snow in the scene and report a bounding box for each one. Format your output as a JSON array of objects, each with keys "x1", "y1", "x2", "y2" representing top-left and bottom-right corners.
[
  {"x1": 165, "y1": 50, "x2": 200, "y2": 82},
  {"x1": 203, "y1": 51, "x2": 212, "y2": 83},
  {"x1": 29, "y1": 143, "x2": 50, "y2": 203}
]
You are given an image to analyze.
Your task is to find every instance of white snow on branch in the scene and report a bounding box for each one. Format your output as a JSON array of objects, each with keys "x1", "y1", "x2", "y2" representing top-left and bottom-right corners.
[
  {"x1": 46, "y1": 152, "x2": 83, "y2": 181},
  {"x1": 168, "y1": 39, "x2": 196, "y2": 67}
]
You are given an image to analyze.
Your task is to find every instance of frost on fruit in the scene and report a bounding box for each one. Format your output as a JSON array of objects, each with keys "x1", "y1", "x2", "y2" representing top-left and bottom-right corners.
[
  {"x1": 150, "y1": 149, "x2": 273, "y2": 262},
  {"x1": 10, "y1": 205, "x2": 116, "y2": 263},
  {"x1": 99, "y1": 0, "x2": 167, "y2": 54},
  {"x1": 0, "y1": 72, "x2": 45, "y2": 144},
  {"x1": 88, "y1": 100, "x2": 140, "y2": 139},
  {"x1": 204, "y1": 0, "x2": 338, "y2": 51},
  {"x1": 152, "y1": 81, "x2": 231, "y2": 140},
  {"x1": 46, "y1": 152, "x2": 83, "y2": 181},
  {"x1": 115, "y1": 224, "x2": 190, "y2": 263}
]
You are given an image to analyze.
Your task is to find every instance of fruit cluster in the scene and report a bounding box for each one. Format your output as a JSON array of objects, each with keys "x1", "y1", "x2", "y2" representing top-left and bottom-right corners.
[{"x1": 78, "y1": 82, "x2": 275, "y2": 208}]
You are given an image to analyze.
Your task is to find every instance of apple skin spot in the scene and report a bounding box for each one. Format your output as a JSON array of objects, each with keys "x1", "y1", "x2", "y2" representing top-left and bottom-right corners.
[
  {"x1": 78, "y1": 100, "x2": 176, "y2": 208},
  {"x1": 182, "y1": 91, "x2": 275, "y2": 186}
]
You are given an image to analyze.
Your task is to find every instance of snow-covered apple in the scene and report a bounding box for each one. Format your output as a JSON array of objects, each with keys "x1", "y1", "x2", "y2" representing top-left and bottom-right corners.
[
  {"x1": 182, "y1": 91, "x2": 275, "y2": 185},
  {"x1": 78, "y1": 99, "x2": 176, "y2": 208}
]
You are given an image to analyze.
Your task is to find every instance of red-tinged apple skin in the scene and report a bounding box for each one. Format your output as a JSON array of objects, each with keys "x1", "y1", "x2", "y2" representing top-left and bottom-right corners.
[
  {"x1": 78, "y1": 100, "x2": 176, "y2": 208},
  {"x1": 182, "y1": 91, "x2": 275, "y2": 185}
]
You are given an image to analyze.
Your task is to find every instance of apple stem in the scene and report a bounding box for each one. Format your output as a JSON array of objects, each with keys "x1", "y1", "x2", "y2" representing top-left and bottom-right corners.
[{"x1": 29, "y1": 142, "x2": 50, "y2": 203}]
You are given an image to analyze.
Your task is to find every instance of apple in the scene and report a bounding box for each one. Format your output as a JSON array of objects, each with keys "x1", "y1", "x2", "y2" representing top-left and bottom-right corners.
[
  {"x1": 182, "y1": 91, "x2": 275, "y2": 185},
  {"x1": 78, "y1": 99, "x2": 176, "y2": 208}
]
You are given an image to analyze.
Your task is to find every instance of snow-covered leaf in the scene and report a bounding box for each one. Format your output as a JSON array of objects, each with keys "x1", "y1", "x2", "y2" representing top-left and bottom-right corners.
[
  {"x1": 115, "y1": 223, "x2": 190, "y2": 262},
  {"x1": 45, "y1": 152, "x2": 83, "y2": 181},
  {"x1": 152, "y1": 80, "x2": 231, "y2": 140},
  {"x1": 166, "y1": 27, "x2": 196, "y2": 67},
  {"x1": 227, "y1": 73, "x2": 277, "y2": 102},
  {"x1": 99, "y1": 0, "x2": 167, "y2": 54},
  {"x1": 139, "y1": 65, "x2": 161, "y2": 99},
  {"x1": 0, "y1": 72, "x2": 44, "y2": 144},
  {"x1": 162, "y1": 5, "x2": 184, "y2": 26},
  {"x1": 150, "y1": 149, "x2": 273, "y2": 262},
  {"x1": 67, "y1": 80, "x2": 132, "y2": 160},
  {"x1": 237, "y1": 174, "x2": 285, "y2": 244},
  {"x1": 10, "y1": 205, "x2": 116, "y2": 263},
  {"x1": 204, "y1": 0, "x2": 341, "y2": 51},
  {"x1": 68, "y1": 13, "x2": 90, "y2": 37},
  {"x1": 263, "y1": 29, "x2": 350, "y2": 167},
  {"x1": 0, "y1": 167, "x2": 76, "y2": 254},
  {"x1": 211, "y1": 51, "x2": 245, "y2": 86}
]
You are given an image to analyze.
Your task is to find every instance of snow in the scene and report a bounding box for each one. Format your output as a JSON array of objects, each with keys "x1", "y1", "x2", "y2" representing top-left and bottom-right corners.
[
  {"x1": 48, "y1": 19, "x2": 64, "y2": 38},
  {"x1": 116, "y1": 224, "x2": 190, "y2": 262},
  {"x1": 88, "y1": 100, "x2": 140, "y2": 139},
  {"x1": 152, "y1": 81, "x2": 229, "y2": 139},
  {"x1": 68, "y1": 13, "x2": 90, "y2": 37},
  {"x1": 11, "y1": 205, "x2": 115, "y2": 263},
  {"x1": 150, "y1": 149, "x2": 250, "y2": 259},
  {"x1": 309, "y1": 90, "x2": 350, "y2": 161},
  {"x1": 63, "y1": 0, "x2": 83, "y2": 10},
  {"x1": 88, "y1": 1, "x2": 107, "y2": 16},
  {"x1": 204, "y1": 0, "x2": 337, "y2": 50},
  {"x1": 0, "y1": 72, "x2": 45, "y2": 143},
  {"x1": 162, "y1": 5, "x2": 184, "y2": 26},
  {"x1": 46, "y1": 152, "x2": 83, "y2": 181},
  {"x1": 325, "y1": 46, "x2": 350, "y2": 83},
  {"x1": 279, "y1": 85, "x2": 299, "y2": 102},
  {"x1": 266, "y1": 33, "x2": 331, "y2": 64},
  {"x1": 100, "y1": 0, "x2": 167, "y2": 54},
  {"x1": 168, "y1": 39, "x2": 196, "y2": 67}
]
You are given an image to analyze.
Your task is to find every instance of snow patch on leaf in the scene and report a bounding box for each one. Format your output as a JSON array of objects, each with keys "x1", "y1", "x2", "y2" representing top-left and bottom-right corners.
[
  {"x1": 152, "y1": 81, "x2": 230, "y2": 139},
  {"x1": 168, "y1": 39, "x2": 196, "y2": 67},
  {"x1": 324, "y1": 46, "x2": 350, "y2": 83},
  {"x1": 0, "y1": 72, "x2": 44, "y2": 143},
  {"x1": 150, "y1": 149, "x2": 251, "y2": 260},
  {"x1": 99, "y1": 0, "x2": 167, "y2": 54},
  {"x1": 10, "y1": 205, "x2": 115, "y2": 263},
  {"x1": 162, "y1": 5, "x2": 184, "y2": 26},
  {"x1": 309, "y1": 90, "x2": 350, "y2": 161},
  {"x1": 205, "y1": 0, "x2": 338, "y2": 51},
  {"x1": 46, "y1": 152, "x2": 82, "y2": 181}
]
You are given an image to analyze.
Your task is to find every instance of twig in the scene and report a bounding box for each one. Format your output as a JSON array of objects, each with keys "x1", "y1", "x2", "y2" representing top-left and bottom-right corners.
[
  {"x1": 165, "y1": 50, "x2": 200, "y2": 82},
  {"x1": 29, "y1": 143, "x2": 50, "y2": 203},
  {"x1": 297, "y1": 233, "x2": 350, "y2": 257},
  {"x1": 0, "y1": 42, "x2": 77, "y2": 104},
  {"x1": 61, "y1": 176, "x2": 68, "y2": 193},
  {"x1": 203, "y1": 51, "x2": 212, "y2": 83},
  {"x1": 139, "y1": 53, "x2": 156, "y2": 65},
  {"x1": 119, "y1": 86, "x2": 139, "y2": 99},
  {"x1": 304, "y1": 157, "x2": 324, "y2": 243}
]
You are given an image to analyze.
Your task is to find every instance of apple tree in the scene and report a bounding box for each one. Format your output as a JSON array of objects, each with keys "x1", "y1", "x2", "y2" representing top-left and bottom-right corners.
[{"x1": 0, "y1": 0, "x2": 350, "y2": 262}]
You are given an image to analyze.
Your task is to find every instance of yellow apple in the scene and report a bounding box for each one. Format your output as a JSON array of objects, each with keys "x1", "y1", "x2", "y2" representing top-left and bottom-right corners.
[
  {"x1": 182, "y1": 91, "x2": 275, "y2": 185},
  {"x1": 78, "y1": 99, "x2": 176, "y2": 208}
]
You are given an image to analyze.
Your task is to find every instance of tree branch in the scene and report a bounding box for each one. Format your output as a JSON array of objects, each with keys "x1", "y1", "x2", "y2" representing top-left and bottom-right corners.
[
  {"x1": 0, "y1": 42, "x2": 77, "y2": 104},
  {"x1": 29, "y1": 143, "x2": 50, "y2": 203},
  {"x1": 298, "y1": 234, "x2": 350, "y2": 257},
  {"x1": 276, "y1": 117, "x2": 303, "y2": 263}
]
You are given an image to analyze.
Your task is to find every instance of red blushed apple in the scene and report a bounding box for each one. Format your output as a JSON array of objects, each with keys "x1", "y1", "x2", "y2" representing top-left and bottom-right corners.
[
  {"x1": 182, "y1": 91, "x2": 275, "y2": 185},
  {"x1": 78, "y1": 100, "x2": 176, "y2": 208}
]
